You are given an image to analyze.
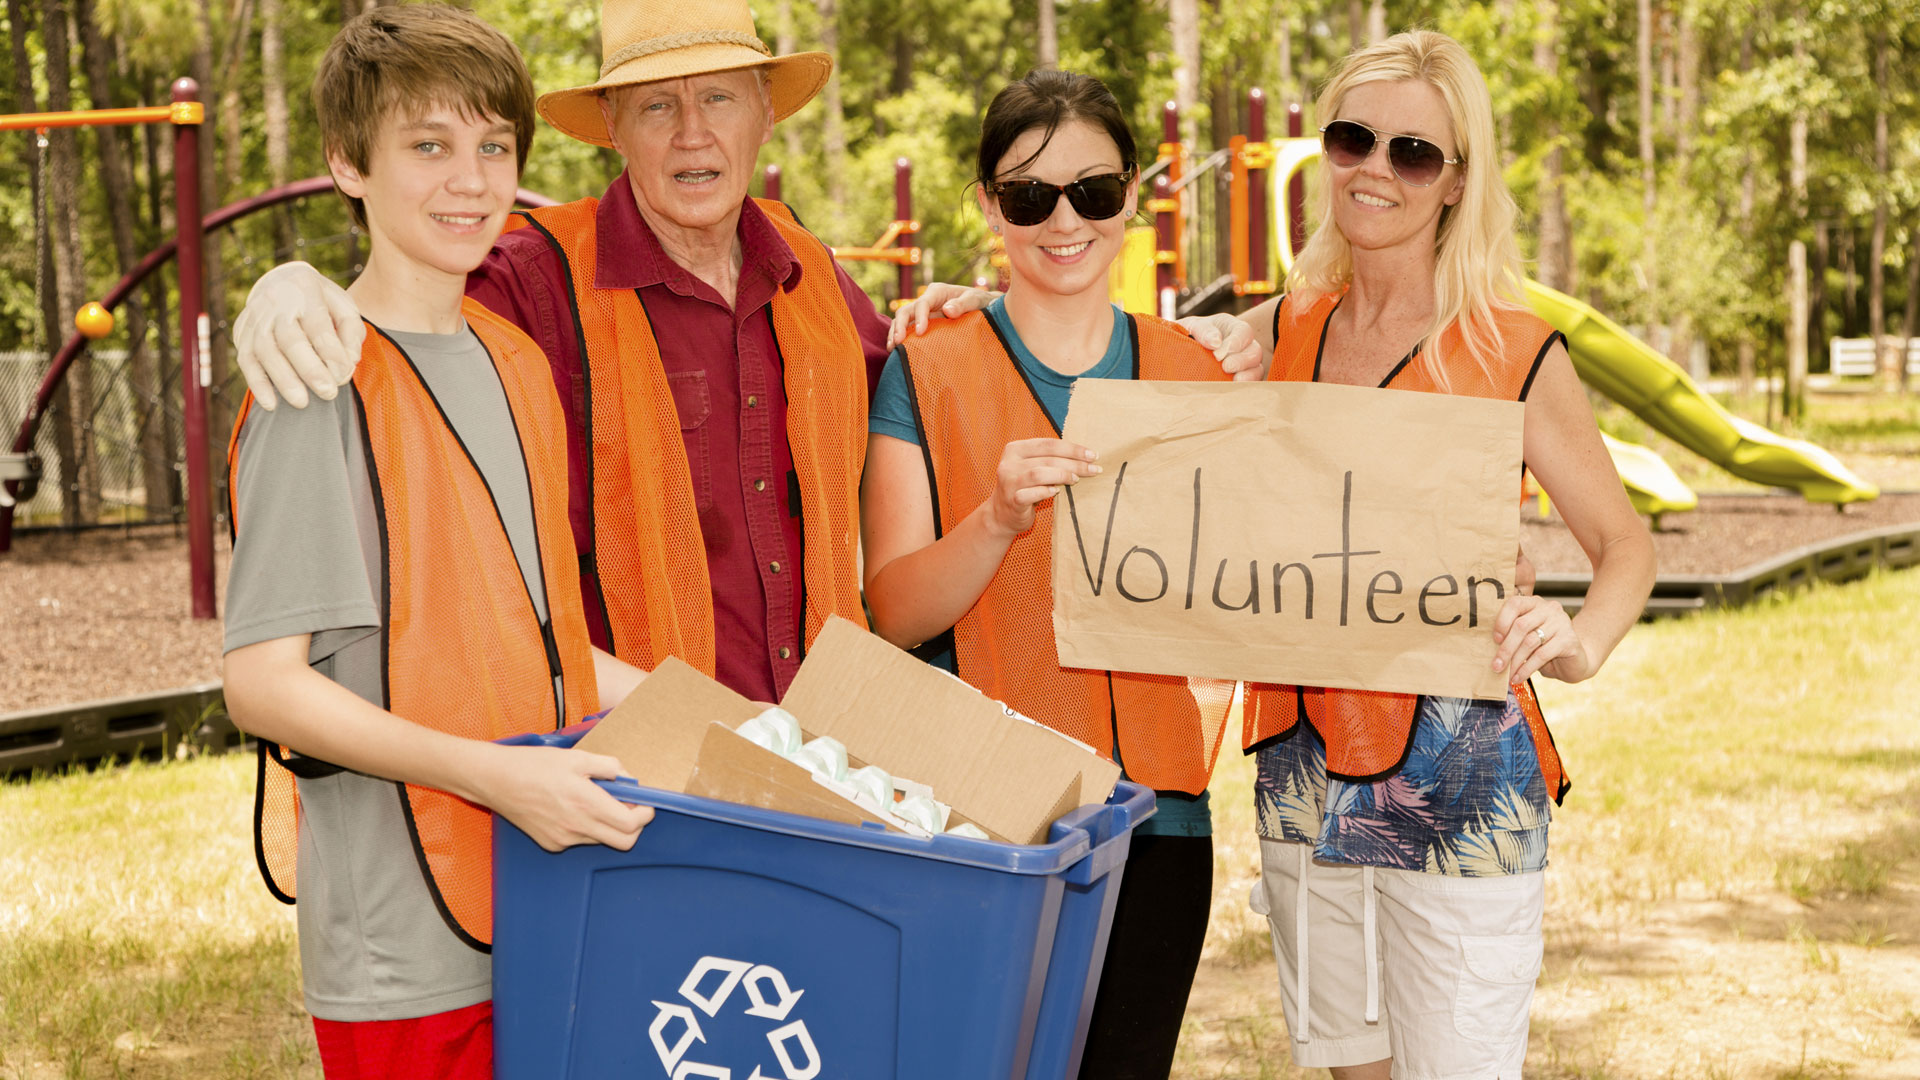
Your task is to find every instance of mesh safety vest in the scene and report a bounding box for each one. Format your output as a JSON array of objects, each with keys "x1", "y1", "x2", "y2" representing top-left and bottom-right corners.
[
  {"x1": 1240, "y1": 291, "x2": 1569, "y2": 801},
  {"x1": 507, "y1": 197, "x2": 868, "y2": 675},
  {"x1": 227, "y1": 298, "x2": 600, "y2": 949},
  {"x1": 900, "y1": 310, "x2": 1235, "y2": 796}
]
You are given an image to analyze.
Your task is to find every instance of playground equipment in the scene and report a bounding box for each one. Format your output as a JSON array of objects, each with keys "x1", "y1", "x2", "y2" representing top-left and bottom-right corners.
[
  {"x1": 0, "y1": 82, "x2": 564, "y2": 618},
  {"x1": 1, "y1": 81, "x2": 215, "y2": 616},
  {"x1": 767, "y1": 159, "x2": 924, "y2": 312}
]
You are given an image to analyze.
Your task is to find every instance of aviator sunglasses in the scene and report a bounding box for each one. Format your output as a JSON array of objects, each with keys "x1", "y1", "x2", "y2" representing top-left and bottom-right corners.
[
  {"x1": 989, "y1": 170, "x2": 1134, "y2": 227},
  {"x1": 1319, "y1": 119, "x2": 1461, "y2": 187}
]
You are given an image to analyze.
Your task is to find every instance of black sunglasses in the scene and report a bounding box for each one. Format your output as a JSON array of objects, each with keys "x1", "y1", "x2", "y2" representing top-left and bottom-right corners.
[
  {"x1": 1320, "y1": 120, "x2": 1461, "y2": 187},
  {"x1": 989, "y1": 171, "x2": 1133, "y2": 227}
]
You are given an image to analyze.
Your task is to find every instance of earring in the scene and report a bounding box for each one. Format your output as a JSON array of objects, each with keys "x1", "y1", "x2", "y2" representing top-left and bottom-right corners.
[{"x1": 991, "y1": 224, "x2": 1001, "y2": 234}]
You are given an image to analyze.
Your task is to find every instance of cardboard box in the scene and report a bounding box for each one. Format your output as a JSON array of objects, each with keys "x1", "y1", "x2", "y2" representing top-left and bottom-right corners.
[{"x1": 575, "y1": 617, "x2": 1122, "y2": 844}]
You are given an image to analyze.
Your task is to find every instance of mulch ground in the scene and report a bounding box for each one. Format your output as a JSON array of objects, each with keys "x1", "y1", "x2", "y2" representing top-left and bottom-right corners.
[
  {"x1": 1525, "y1": 491, "x2": 1920, "y2": 576},
  {"x1": 4, "y1": 495, "x2": 1918, "y2": 713},
  {"x1": 1, "y1": 525, "x2": 228, "y2": 713}
]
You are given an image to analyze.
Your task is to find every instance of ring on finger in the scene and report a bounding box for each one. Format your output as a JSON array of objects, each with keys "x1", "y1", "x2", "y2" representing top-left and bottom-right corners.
[{"x1": 1532, "y1": 627, "x2": 1547, "y2": 645}]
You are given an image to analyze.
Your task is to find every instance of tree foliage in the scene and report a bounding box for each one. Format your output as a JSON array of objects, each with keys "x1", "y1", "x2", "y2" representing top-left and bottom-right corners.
[{"x1": 0, "y1": 0, "x2": 1915, "y2": 384}]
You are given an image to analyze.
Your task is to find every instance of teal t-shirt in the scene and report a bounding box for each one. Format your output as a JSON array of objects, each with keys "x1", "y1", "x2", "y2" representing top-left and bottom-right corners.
[{"x1": 868, "y1": 298, "x2": 1211, "y2": 838}]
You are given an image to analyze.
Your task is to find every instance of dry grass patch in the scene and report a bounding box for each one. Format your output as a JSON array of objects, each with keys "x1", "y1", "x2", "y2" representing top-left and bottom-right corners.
[
  {"x1": 1180, "y1": 569, "x2": 1920, "y2": 1079},
  {"x1": 0, "y1": 753, "x2": 313, "y2": 1079},
  {"x1": 6, "y1": 570, "x2": 1918, "y2": 1078}
]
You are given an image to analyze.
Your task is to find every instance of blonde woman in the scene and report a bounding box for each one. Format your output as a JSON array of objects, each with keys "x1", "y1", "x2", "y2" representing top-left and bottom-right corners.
[{"x1": 1234, "y1": 31, "x2": 1654, "y2": 1079}]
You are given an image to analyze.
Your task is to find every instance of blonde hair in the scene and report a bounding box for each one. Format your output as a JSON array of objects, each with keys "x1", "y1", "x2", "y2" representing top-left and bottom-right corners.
[{"x1": 1288, "y1": 30, "x2": 1526, "y2": 388}]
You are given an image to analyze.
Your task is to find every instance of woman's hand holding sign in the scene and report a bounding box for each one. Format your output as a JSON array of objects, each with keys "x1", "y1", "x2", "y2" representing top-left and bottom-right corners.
[{"x1": 986, "y1": 438, "x2": 1100, "y2": 538}]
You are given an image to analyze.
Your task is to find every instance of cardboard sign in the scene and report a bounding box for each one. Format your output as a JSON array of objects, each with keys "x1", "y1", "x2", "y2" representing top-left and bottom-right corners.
[{"x1": 1051, "y1": 379, "x2": 1523, "y2": 701}]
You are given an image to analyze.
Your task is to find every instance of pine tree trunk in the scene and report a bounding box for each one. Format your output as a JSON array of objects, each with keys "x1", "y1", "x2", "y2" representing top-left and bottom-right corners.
[
  {"x1": 1869, "y1": 34, "x2": 1890, "y2": 385},
  {"x1": 1533, "y1": 0, "x2": 1571, "y2": 292},
  {"x1": 262, "y1": 0, "x2": 293, "y2": 258},
  {"x1": 1637, "y1": 0, "x2": 1658, "y2": 330},
  {"x1": 1810, "y1": 222, "x2": 1828, "y2": 374},
  {"x1": 142, "y1": 92, "x2": 180, "y2": 513},
  {"x1": 1676, "y1": 10, "x2": 1697, "y2": 174},
  {"x1": 1785, "y1": 27, "x2": 1809, "y2": 420},
  {"x1": 774, "y1": 0, "x2": 803, "y2": 165},
  {"x1": 77, "y1": 0, "x2": 169, "y2": 519},
  {"x1": 1840, "y1": 226, "x2": 1857, "y2": 338},
  {"x1": 1669, "y1": 7, "x2": 1697, "y2": 377},
  {"x1": 189, "y1": 0, "x2": 225, "y2": 490},
  {"x1": 45, "y1": 0, "x2": 97, "y2": 525},
  {"x1": 1735, "y1": 25, "x2": 1756, "y2": 399},
  {"x1": 1036, "y1": 0, "x2": 1056, "y2": 69},
  {"x1": 1170, "y1": 0, "x2": 1200, "y2": 148},
  {"x1": 813, "y1": 0, "x2": 846, "y2": 208},
  {"x1": 1348, "y1": 0, "x2": 1363, "y2": 50},
  {"x1": 9, "y1": 0, "x2": 68, "y2": 524},
  {"x1": 1367, "y1": 0, "x2": 1386, "y2": 43},
  {"x1": 209, "y1": 0, "x2": 256, "y2": 472},
  {"x1": 1902, "y1": 223, "x2": 1917, "y2": 392}
]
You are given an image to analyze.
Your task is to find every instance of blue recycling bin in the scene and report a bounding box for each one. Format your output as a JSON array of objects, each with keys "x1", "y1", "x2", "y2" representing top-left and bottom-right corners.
[{"x1": 492, "y1": 726, "x2": 1154, "y2": 1080}]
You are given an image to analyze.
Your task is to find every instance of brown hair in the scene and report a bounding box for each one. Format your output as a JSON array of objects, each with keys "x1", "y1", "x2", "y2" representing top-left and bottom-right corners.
[
  {"x1": 313, "y1": 4, "x2": 536, "y2": 230},
  {"x1": 975, "y1": 69, "x2": 1137, "y2": 187}
]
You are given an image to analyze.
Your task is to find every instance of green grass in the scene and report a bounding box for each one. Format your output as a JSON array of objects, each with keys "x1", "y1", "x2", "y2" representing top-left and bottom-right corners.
[
  {"x1": 8, "y1": 568, "x2": 1920, "y2": 1078},
  {"x1": 0, "y1": 754, "x2": 312, "y2": 1079},
  {"x1": 1537, "y1": 568, "x2": 1920, "y2": 911}
]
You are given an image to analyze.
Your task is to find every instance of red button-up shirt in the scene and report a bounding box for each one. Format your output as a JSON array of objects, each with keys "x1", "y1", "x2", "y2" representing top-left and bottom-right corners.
[{"x1": 466, "y1": 173, "x2": 891, "y2": 701}]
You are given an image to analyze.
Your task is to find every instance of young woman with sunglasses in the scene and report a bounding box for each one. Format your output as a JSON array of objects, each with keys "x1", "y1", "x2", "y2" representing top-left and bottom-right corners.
[
  {"x1": 1231, "y1": 31, "x2": 1654, "y2": 1078},
  {"x1": 861, "y1": 69, "x2": 1245, "y2": 1079}
]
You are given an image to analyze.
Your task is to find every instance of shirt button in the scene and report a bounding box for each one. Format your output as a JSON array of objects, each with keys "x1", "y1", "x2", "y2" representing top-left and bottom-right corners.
[
  {"x1": 778, "y1": 646, "x2": 792, "y2": 660},
  {"x1": 769, "y1": 561, "x2": 782, "y2": 574},
  {"x1": 747, "y1": 395, "x2": 759, "y2": 408},
  {"x1": 754, "y1": 478, "x2": 766, "y2": 492}
]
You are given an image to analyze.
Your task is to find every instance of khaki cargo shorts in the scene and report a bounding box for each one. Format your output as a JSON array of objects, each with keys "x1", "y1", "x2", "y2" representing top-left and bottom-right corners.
[{"x1": 1250, "y1": 838, "x2": 1545, "y2": 1079}]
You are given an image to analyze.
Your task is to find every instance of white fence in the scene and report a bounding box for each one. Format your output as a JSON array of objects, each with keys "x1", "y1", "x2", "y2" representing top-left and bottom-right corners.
[{"x1": 1829, "y1": 337, "x2": 1920, "y2": 378}]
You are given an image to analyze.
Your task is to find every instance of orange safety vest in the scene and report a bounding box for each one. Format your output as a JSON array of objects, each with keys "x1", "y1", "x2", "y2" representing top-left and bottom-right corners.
[
  {"x1": 227, "y1": 298, "x2": 600, "y2": 950},
  {"x1": 1243, "y1": 291, "x2": 1571, "y2": 802},
  {"x1": 507, "y1": 197, "x2": 868, "y2": 675},
  {"x1": 900, "y1": 310, "x2": 1236, "y2": 796}
]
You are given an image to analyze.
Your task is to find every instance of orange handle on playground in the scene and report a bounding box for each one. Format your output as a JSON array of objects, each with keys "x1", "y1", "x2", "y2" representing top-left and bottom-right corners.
[{"x1": 0, "y1": 102, "x2": 204, "y2": 131}]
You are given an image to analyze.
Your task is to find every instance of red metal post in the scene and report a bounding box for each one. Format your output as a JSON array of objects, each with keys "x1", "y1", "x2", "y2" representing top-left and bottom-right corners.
[
  {"x1": 1153, "y1": 174, "x2": 1176, "y2": 318},
  {"x1": 1161, "y1": 102, "x2": 1186, "y2": 288},
  {"x1": 762, "y1": 163, "x2": 781, "y2": 203},
  {"x1": 1287, "y1": 102, "x2": 1307, "y2": 257},
  {"x1": 894, "y1": 158, "x2": 915, "y2": 305},
  {"x1": 173, "y1": 78, "x2": 214, "y2": 620},
  {"x1": 1248, "y1": 88, "x2": 1269, "y2": 290}
]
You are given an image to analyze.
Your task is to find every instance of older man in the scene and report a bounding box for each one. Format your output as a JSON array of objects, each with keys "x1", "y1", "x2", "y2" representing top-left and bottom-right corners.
[{"x1": 234, "y1": 0, "x2": 1256, "y2": 701}]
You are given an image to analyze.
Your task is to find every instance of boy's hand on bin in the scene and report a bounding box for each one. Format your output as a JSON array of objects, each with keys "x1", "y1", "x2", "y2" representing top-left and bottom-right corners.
[{"x1": 481, "y1": 744, "x2": 654, "y2": 852}]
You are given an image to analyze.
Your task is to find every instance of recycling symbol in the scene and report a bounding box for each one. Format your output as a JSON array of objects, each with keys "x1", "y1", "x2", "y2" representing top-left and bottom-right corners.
[{"x1": 650, "y1": 956, "x2": 821, "y2": 1080}]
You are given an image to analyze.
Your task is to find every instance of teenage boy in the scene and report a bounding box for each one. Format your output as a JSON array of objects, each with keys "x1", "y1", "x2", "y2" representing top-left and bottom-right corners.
[{"x1": 221, "y1": 7, "x2": 651, "y2": 1077}]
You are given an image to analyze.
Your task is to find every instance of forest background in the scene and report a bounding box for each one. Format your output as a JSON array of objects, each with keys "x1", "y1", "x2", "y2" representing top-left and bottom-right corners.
[{"x1": 1, "y1": 0, "x2": 1917, "y2": 528}]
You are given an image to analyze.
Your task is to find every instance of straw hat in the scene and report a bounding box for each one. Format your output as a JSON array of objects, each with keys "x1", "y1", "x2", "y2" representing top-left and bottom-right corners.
[{"x1": 537, "y1": 0, "x2": 832, "y2": 149}]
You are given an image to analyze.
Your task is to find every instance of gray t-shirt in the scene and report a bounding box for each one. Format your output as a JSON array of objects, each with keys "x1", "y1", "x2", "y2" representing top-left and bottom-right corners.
[{"x1": 225, "y1": 323, "x2": 548, "y2": 1021}]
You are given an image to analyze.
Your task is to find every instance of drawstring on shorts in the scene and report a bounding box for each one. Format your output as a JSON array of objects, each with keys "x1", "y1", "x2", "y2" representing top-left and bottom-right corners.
[
  {"x1": 1295, "y1": 842, "x2": 1311, "y2": 1046},
  {"x1": 1362, "y1": 865, "x2": 1379, "y2": 1024},
  {"x1": 1294, "y1": 849, "x2": 1383, "y2": 1044}
]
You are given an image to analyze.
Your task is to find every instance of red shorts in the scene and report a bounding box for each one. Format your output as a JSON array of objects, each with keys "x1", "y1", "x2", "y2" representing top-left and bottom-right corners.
[{"x1": 311, "y1": 1000, "x2": 492, "y2": 1080}]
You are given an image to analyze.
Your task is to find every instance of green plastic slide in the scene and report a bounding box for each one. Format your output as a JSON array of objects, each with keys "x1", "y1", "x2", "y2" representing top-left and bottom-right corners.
[{"x1": 1525, "y1": 281, "x2": 1879, "y2": 505}]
